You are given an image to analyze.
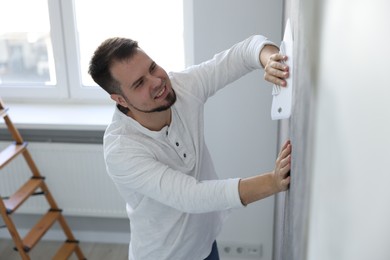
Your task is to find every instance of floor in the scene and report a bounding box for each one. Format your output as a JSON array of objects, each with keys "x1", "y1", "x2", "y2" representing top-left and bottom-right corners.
[{"x1": 0, "y1": 239, "x2": 128, "y2": 260}]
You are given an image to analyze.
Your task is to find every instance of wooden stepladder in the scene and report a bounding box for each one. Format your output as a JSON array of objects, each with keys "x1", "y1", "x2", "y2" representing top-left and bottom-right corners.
[{"x1": 0, "y1": 99, "x2": 86, "y2": 260}]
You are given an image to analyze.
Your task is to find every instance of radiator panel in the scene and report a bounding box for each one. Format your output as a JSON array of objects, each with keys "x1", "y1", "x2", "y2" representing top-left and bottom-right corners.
[{"x1": 0, "y1": 142, "x2": 127, "y2": 218}]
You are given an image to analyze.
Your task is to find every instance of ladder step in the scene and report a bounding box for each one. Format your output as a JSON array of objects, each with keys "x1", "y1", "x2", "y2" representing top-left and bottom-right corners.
[
  {"x1": 22, "y1": 210, "x2": 62, "y2": 252},
  {"x1": 52, "y1": 240, "x2": 79, "y2": 260},
  {"x1": 0, "y1": 142, "x2": 28, "y2": 169},
  {"x1": 3, "y1": 178, "x2": 44, "y2": 214}
]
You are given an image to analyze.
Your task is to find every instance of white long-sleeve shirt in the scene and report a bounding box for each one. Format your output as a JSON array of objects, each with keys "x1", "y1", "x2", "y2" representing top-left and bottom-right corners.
[{"x1": 103, "y1": 35, "x2": 275, "y2": 260}]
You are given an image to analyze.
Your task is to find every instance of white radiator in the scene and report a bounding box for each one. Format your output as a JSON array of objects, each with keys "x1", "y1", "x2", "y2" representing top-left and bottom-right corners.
[{"x1": 0, "y1": 141, "x2": 127, "y2": 218}]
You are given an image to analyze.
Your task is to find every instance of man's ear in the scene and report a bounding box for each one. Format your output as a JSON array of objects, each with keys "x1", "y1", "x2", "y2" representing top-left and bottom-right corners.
[{"x1": 110, "y1": 94, "x2": 128, "y2": 108}]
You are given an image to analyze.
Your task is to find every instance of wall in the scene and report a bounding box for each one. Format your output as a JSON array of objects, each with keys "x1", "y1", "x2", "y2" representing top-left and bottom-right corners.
[
  {"x1": 307, "y1": 1, "x2": 390, "y2": 259},
  {"x1": 274, "y1": 0, "x2": 390, "y2": 260},
  {"x1": 193, "y1": 0, "x2": 283, "y2": 259}
]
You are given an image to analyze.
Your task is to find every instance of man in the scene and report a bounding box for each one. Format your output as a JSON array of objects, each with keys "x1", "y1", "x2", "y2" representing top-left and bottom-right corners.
[{"x1": 89, "y1": 35, "x2": 290, "y2": 260}]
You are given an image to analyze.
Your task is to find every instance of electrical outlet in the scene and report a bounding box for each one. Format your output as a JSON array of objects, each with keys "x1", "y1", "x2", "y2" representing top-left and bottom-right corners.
[{"x1": 218, "y1": 242, "x2": 263, "y2": 258}]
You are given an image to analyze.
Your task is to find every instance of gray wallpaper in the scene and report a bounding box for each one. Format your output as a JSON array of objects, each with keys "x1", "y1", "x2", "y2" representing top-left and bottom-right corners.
[{"x1": 273, "y1": 1, "x2": 322, "y2": 259}]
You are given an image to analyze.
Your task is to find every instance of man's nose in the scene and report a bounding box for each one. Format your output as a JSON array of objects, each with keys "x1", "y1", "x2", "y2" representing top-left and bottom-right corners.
[{"x1": 149, "y1": 75, "x2": 162, "y2": 89}]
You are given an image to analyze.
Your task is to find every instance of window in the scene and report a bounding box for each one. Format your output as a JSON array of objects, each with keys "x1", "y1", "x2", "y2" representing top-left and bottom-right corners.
[{"x1": 0, "y1": 0, "x2": 185, "y2": 102}]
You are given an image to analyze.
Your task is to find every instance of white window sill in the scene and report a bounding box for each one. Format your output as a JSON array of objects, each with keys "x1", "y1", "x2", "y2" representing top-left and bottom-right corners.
[{"x1": 1, "y1": 102, "x2": 115, "y2": 131}]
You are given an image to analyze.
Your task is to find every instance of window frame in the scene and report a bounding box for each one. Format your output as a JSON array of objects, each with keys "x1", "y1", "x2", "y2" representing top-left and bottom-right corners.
[
  {"x1": 60, "y1": 0, "x2": 108, "y2": 101},
  {"x1": 0, "y1": 0, "x2": 69, "y2": 101},
  {"x1": 0, "y1": 0, "x2": 190, "y2": 103}
]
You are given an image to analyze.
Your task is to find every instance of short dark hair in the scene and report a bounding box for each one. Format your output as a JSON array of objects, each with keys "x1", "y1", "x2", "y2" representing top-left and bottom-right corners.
[{"x1": 88, "y1": 37, "x2": 139, "y2": 95}]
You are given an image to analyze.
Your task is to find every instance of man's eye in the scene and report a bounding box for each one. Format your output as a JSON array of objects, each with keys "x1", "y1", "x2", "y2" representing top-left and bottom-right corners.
[{"x1": 136, "y1": 80, "x2": 144, "y2": 88}]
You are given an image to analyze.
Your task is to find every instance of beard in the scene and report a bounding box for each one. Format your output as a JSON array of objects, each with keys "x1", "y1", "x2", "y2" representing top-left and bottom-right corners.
[
  {"x1": 147, "y1": 89, "x2": 177, "y2": 113},
  {"x1": 126, "y1": 88, "x2": 177, "y2": 113}
]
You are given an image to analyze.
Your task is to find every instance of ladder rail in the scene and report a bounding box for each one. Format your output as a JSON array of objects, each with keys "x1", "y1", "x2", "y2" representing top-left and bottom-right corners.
[
  {"x1": 21, "y1": 149, "x2": 61, "y2": 209},
  {"x1": 0, "y1": 199, "x2": 30, "y2": 260},
  {"x1": 0, "y1": 109, "x2": 24, "y2": 145}
]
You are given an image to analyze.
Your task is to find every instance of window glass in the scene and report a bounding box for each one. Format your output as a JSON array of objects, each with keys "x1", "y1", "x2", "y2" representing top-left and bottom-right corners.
[
  {"x1": 74, "y1": 0, "x2": 185, "y2": 86},
  {"x1": 0, "y1": 0, "x2": 56, "y2": 85}
]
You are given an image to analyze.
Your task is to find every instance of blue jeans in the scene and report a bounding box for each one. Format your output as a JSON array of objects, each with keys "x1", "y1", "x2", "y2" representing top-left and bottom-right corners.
[{"x1": 204, "y1": 241, "x2": 220, "y2": 260}]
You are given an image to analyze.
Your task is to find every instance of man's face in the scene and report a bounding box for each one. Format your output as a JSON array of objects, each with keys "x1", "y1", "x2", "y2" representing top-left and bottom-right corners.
[{"x1": 110, "y1": 49, "x2": 176, "y2": 114}]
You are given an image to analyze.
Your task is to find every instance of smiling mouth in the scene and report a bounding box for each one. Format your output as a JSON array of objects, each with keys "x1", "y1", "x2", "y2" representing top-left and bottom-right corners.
[
  {"x1": 154, "y1": 80, "x2": 167, "y2": 99},
  {"x1": 155, "y1": 86, "x2": 166, "y2": 99}
]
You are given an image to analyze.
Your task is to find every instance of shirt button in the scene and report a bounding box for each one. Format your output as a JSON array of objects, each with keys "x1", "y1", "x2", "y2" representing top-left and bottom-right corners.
[
  {"x1": 176, "y1": 142, "x2": 179, "y2": 146},
  {"x1": 166, "y1": 131, "x2": 168, "y2": 136},
  {"x1": 183, "y1": 153, "x2": 187, "y2": 158}
]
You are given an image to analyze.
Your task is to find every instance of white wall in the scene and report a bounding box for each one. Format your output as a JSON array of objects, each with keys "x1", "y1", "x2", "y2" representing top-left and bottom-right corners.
[
  {"x1": 192, "y1": 0, "x2": 283, "y2": 259},
  {"x1": 307, "y1": 1, "x2": 390, "y2": 260}
]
